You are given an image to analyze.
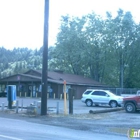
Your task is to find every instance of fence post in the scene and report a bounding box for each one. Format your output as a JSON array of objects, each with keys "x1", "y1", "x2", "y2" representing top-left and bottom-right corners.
[
  {"x1": 16, "y1": 100, "x2": 19, "y2": 113},
  {"x1": 21, "y1": 99, "x2": 23, "y2": 111},
  {"x1": 56, "y1": 102, "x2": 59, "y2": 114},
  {"x1": 1, "y1": 102, "x2": 4, "y2": 112},
  {"x1": 60, "y1": 94, "x2": 62, "y2": 100}
]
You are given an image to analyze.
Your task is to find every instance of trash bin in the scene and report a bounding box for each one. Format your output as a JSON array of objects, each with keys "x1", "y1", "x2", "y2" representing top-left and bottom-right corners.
[{"x1": 7, "y1": 85, "x2": 16, "y2": 109}]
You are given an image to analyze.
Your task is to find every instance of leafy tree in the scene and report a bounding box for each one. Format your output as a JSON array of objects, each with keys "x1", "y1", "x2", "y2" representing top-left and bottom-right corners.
[{"x1": 50, "y1": 15, "x2": 87, "y2": 74}]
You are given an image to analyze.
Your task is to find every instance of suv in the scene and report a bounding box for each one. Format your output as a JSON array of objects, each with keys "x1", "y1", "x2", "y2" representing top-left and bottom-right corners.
[
  {"x1": 123, "y1": 90, "x2": 140, "y2": 113},
  {"x1": 81, "y1": 89, "x2": 123, "y2": 108}
]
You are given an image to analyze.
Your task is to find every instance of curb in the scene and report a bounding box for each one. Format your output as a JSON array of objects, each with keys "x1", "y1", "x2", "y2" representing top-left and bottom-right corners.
[{"x1": 89, "y1": 107, "x2": 124, "y2": 114}]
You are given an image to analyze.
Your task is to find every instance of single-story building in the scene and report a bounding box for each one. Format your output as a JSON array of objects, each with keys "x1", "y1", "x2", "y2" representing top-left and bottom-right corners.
[{"x1": 0, "y1": 69, "x2": 107, "y2": 99}]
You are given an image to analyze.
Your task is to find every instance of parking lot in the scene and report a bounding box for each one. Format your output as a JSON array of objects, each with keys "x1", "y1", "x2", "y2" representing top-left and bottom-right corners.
[
  {"x1": 0, "y1": 97, "x2": 118, "y2": 114},
  {"x1": 0, "y1": 96, "x2": 139, "y2": 118}
]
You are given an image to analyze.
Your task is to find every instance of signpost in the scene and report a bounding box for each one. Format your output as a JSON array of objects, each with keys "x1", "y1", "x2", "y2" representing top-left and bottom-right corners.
[{"x1": 63, "y1": 80, "x2": 67, "y2": 115}]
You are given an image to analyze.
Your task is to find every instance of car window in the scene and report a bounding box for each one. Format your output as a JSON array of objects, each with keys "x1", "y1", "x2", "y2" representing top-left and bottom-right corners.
[
  {"x1": 84, "y1": 90, "x2": 92, "y2": 95},
  {"x1": 92, "y1": 91, "x2": 107, "y2": 96},
  {"x1": 100, "y1": 91, "x2": 107, "y2": 96},
  {"x1": 91, "y1": 91, "x2": 101, "y2": 95}
]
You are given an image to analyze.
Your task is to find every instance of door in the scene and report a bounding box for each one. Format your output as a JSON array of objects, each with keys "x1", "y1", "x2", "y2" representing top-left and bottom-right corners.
[
  {"x1": 136, "y1": 96, "x2": 140, "y2": 108},
  {"x1": 33, "y1": 86, "x2": 36, "y2": 97},
  {"x1": 98, "y1": 91, "x2": 110, "y2": 103},
  {"x1": 91, "y1": 91, "x2": 109, "y2": 104},
  {"x1": 90, "y1": 91, "x2": 101, "y2": 103}
]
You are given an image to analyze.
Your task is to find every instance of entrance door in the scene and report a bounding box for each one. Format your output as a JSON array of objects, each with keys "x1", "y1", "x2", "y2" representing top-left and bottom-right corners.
[{"x1": 28, "y1": 85, "x2": 32, "y2": 97}]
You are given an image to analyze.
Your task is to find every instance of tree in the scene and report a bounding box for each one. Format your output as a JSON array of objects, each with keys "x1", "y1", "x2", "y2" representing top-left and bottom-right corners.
[{"x1": 51, "y1": 15, "x2": 87, "y2": 74}]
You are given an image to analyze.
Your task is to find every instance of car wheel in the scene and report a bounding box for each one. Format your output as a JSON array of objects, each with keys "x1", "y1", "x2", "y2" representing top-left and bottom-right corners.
[
  {"x1": 125, "y1": 102, "x2": 136, "y2": 113},
  {"x1": 86, "y1": 99, "x2": 93, "y2": 107},
  {"x1": 110, "y1": 101, "x2": 117, "y2": 108}
]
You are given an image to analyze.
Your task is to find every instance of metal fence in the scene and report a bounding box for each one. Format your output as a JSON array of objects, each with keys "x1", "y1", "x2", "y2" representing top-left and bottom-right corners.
[{"x1": 101, "y1": 88, "x2": 140, "y2": 95}]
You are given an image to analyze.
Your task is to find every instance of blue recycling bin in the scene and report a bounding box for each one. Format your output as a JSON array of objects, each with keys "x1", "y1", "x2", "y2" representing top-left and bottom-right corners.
[{"x1": 7, "y1": 85, "x2": 16, "y2": 109}]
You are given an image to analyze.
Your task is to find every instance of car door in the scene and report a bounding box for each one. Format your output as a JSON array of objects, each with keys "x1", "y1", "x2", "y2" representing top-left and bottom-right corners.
[
  {"x1": 99, "y1": 91, "x2": 110, "y2": 103},
  {"x1": 90, "y1": 91, "x2": 100, "y2": 103},
  {"x1": 136, "y1": 96, "x2": 140, "y2": 109}
]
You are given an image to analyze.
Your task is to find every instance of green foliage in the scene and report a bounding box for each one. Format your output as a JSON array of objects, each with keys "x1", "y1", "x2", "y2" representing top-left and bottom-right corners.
[
  {"x1": 49, "y1": 9, "x2": 140, "y2": 88},
  {"x1": 0, "y1": 47, "x2": 43, "y2": 78}
]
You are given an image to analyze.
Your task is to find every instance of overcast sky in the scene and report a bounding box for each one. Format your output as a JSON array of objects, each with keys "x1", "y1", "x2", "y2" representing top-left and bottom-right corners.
[{"x1": 0, "y1": 0, "x2": 140, "y2": 50}]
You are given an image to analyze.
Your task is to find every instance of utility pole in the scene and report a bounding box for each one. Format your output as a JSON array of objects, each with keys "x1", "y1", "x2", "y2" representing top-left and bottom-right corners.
[{"x1": 41, "y1": 0, "x2": 49, "y2": 116}]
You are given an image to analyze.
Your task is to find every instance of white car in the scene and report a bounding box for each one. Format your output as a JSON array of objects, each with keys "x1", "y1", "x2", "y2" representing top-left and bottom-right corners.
[{"x1": 81, "y1": 89, "x2": 123, "y2": 108}]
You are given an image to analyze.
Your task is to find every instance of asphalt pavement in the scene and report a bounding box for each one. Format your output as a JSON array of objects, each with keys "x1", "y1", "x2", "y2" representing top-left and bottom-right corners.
[{"x1": 0, "y1": 117, "x2": 132, "y2": 140}]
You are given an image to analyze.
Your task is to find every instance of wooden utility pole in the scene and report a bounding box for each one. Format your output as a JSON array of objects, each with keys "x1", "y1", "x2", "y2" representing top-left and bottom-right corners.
[{"x1": 41, "y1": 0, "x2": 49, "y2": 115}]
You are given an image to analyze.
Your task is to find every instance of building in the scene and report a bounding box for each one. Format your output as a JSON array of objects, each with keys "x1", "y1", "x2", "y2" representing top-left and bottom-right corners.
[{"x1": 0, "y1": 69, "x2": 106, "y2": 99}]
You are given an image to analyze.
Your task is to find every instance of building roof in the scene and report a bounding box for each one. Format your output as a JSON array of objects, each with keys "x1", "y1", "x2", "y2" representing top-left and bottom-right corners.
[
  {"x1": 25, "y1": 69, "x2": 106, "y2": 86},
  {"x1": 0, "y1": 69, "x2": 106, "y2": 87}
]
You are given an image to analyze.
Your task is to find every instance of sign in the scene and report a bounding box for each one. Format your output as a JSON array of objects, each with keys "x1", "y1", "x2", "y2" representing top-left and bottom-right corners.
[
  {"x1": 17, "y1": 76, "x2": 20, "y2": 80},
  {"x1": 64, "y1": 80, "x2": 66, "y2": 85}
]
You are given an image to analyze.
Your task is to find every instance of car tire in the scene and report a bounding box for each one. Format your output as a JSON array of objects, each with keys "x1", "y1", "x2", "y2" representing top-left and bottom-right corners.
[
  {"x1": 110, "y1": 101, "x2": 118, "y2": 108},
  {"x1": 125, "y1": 102, "x2": 136, "y2": 113},
  {"x1": 86, "y1": 99, "x2": 93, "y2": 107}
]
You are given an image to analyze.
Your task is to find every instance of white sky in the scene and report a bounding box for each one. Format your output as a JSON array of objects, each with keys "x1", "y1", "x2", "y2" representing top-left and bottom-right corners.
[{"x1": 0, "y1": 0, "x2": 140, "y2": 50}]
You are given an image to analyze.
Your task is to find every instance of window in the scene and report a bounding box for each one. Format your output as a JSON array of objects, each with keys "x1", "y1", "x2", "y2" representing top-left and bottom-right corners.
[
  {"x1": 92, "y1": 91, "x2": 107, "y2": 96},
  {"x1": 84, "y1": 90, "x2": 92, "y2": 95},
  {"x1": 100, "y1": 91, "x2": 107, "y2": 96}
]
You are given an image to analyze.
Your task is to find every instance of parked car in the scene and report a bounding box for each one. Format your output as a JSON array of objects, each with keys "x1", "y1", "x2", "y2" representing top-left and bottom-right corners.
[
  {"x1": 81, "y1": 89, "x2": 123, "y2": 108},
  {"x1": 123, "y1": 90, "x2": 140, "y2": 113},
  {"x1": 0, "y1": 91, "x2": 7, "y2": 97}
]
